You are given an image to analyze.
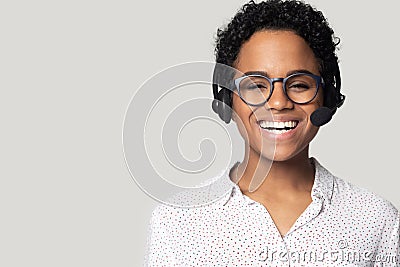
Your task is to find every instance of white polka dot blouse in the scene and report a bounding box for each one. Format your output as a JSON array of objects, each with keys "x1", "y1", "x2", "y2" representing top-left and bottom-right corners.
[{"x1": 144, "y1": 158, "x2": 400, "y2": 266}]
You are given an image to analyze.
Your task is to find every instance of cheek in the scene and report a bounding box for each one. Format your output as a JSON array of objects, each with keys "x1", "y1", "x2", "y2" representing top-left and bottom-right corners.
[
  {"x1": 232, "y1": 93, "x2": 254, "y2": 140},
  {"x1": 298, "y1": 90, "x2": 323, "y2": 139},
  {"x1": 232, "y1": 93, "x2": 251, "y2": 121},
  {"x1": 304, "y1": 89, "x2": 323, "y2": 121},
  {"x1": 302, "y1": 104, "x2": 322, "y2": 141}
]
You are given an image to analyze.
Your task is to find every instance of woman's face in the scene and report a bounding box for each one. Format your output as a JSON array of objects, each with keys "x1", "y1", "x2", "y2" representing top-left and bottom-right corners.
[{"x1": 232, "y1": 30, "x2": 323, "y2": 161}]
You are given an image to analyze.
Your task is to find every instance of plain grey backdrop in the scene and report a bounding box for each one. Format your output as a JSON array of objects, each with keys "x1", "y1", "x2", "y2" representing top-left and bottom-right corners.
[{"x1": 1, "y1": 0, "x2": 400, "y2": 266}]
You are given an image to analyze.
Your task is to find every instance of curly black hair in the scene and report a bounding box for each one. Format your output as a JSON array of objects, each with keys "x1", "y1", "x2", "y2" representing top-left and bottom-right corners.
[{"x1": 214, "y1": 0, "x2": 341, "y2": 108}]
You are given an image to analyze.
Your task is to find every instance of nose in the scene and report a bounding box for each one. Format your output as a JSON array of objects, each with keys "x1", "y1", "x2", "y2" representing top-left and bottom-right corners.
[{"x1": 266, "y1": 81, "x2": 294, "y2": 111}]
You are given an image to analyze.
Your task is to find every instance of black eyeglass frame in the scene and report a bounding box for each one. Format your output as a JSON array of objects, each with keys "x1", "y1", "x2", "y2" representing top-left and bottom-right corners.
[{"x1": 233, "y1": 72, "x2": 325, "y2": 106}]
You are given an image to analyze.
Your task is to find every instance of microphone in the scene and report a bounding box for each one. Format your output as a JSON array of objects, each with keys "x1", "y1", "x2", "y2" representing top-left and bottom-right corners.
[{"x1": 310, "y1": 94, "x2": 345, "y2": 127}]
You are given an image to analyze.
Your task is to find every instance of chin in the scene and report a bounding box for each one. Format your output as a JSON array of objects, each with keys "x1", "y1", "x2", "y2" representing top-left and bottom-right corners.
[
  {"x1": 258, "y1": 141, "x2": 308, "y2": 162},
  {"x1": 257, "y1": 149, "x2": 290, "y2": 162},
  {"x1": 269, "y1": 153, "x2": 296, "y2": 162}
]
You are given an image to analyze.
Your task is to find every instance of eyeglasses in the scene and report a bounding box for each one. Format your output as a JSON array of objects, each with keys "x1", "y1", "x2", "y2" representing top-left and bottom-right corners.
[{"x1": 234, "y1": 72, "x2": 324, "y2": 106}]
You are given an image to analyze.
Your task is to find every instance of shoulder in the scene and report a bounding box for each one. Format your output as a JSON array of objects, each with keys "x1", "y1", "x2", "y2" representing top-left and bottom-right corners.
[
  {"x1": 332, "y1": 174, "x2": 399, "y2": 223},
  {"x1": 312, "y1": 157, "x2": 399, "y2": 223},
  {"x1": 149, "y1": 163, "x2": 237, "y2": 221},
  {"x1": 148, "y1": 170, "x2": 235, "y2": 229},
  {"x1": 149, "y1": 192, "x2": 228, "y2": 227}
]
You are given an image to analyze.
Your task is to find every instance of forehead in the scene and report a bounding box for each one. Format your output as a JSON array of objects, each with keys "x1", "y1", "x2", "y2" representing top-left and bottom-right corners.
[{"x1": 234, "y1": 30, "x2": 320, "y2": 76}]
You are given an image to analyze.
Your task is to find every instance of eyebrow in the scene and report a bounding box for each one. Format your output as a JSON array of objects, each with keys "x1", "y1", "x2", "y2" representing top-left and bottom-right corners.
[{"x1": 243, "y1": 69, "x2": 316, "y2": 77}]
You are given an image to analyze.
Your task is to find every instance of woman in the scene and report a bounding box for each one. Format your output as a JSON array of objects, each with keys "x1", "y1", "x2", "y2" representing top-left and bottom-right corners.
[{"x1": 145, "y1": 1, "x2": 399, "y2": 266}]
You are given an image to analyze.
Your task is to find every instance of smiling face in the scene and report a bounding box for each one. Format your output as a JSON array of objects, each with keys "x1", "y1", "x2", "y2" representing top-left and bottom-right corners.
[{"x1": 231, "y1": 30, "x2": 324, "y2": 162}]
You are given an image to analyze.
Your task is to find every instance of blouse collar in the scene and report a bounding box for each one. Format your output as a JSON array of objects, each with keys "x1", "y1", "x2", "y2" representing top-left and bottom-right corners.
[{"x1": 218, "y1": 157, "x2": 334, "y2": 206}]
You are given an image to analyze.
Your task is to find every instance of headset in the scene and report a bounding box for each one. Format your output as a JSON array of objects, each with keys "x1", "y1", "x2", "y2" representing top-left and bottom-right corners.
[{"x1": 212, "y1": 62, "x2": 345, "y2": 127}]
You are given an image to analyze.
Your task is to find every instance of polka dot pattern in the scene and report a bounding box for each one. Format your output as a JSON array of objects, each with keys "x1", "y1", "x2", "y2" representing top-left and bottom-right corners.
[{"x1": 144, "y1": 158, "x2": 400, "y2": 266}]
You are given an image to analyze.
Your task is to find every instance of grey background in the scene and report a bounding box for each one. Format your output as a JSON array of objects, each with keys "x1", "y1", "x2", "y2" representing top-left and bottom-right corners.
[{"x1": 1, "y1": 0, "x2": 399, "y2": 266}]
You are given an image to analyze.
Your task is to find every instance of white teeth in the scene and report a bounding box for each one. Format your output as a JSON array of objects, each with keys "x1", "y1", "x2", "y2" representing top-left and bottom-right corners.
[
  {"x1": 258, "y1": 120, "x2": 298, "y2": 129},
  {"x1": 268, "y1": 129, "x2": 291, "y2": 134},
  {"x1": 258, "y1": 120, "x2": 298, "y2": 134}
]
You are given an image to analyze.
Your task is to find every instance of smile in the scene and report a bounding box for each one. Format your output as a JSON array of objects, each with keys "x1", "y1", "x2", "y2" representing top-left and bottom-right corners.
[{"x1": 257, "y1": 120, "x2": 299, "y2": 135}]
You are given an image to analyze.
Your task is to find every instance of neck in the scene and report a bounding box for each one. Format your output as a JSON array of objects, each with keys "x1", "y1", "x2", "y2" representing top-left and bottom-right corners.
[{"x1": 233, "y1": 144, "x2": 315, "y2": 199}]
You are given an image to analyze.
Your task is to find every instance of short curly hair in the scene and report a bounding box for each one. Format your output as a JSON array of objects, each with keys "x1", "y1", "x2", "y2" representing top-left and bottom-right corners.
[{"x1": 214, "y1": 0, "x2": 341, "y2": 108}]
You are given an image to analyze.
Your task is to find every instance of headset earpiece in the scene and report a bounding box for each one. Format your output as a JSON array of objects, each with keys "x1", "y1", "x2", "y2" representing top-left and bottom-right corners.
[
  {"x1": 326, "y1": 65, "x2": 345, "y2": 112},
  {"x1": 310, "y1": 64, "x2": 345, "y2": 126},
  {"x1": 218, "y1": 88, "x2": 232, "y2": 123},
  {"x1": 212, "y1": 83, "x2": 233, "y2": 124},
  {"x1": 323, "y1": 83, "x2": 337, "y2": 109}
]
